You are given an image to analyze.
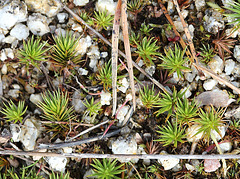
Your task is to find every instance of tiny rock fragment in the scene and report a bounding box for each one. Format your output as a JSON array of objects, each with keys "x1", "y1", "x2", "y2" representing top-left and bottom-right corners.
[
  {"x1": 158, "y1": 151, "x2": 180, "y2": 170},
  {"x1": 196, "y1": 90, "x2": 235, "y2": 107},
  {"x1": 204, "y1": 159, "x2": 221, "y2": 172}
]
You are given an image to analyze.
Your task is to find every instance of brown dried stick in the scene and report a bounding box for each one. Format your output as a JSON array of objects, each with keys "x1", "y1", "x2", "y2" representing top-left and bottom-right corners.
[
  {"x1": 63, "y1": 5, "x2": 172, "y2": 96},
  {"x1": 112, "y1": 0, "x2": 122, "y2": 115},
  {"x1": 1, "y1": 150, "x2": 240, "y2": 160},
  {"x1": 121, "y1": 0, "x2": 136, "y2": 111}
]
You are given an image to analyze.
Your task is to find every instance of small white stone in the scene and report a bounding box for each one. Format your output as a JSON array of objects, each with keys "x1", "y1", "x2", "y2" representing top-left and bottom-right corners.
[
  {"x1": 158, "y1": 151, "x2": 180, "y2": 170},
  {"x1": 183, "y1": 87, "x2": 191, "y2": 99},
  {"x1": 185, "y1": 72, "x2": 196, "y2": 82},
  {"x1": 0, "y1": 0, "x2": 28, "y2": 30},
  {"x1": 0, "y1": 50, "x2": 7, "y2": 61},
  {"x1": 89, "y1": 58, "x2": 98, "y2": 72},
  {"x1": 1, "y1": 64, "x2": 7, "y2": 75},
  {"x1": 111, "y1": 135, "x2": 139, "y2": 163},
  {"x1": 12, "y1": 84, "x2": 20, "y2": 89},
  {"x1": 145, "y1": 65, "x2": 155, "y2": 76},
  {"x1": 25, "y1": 0, "x2": 62, "y2": 18},
  {"x1": 186, "y1": 163, "x2": 195, "y2": 171},
  {"x1": 10, "y1": 23, "x2": 29, "y2": 40},
  {"x1": 57, "y1": 13, "x2": 68, "y2": 23},
  {"x1": 138, "y1": 59, "x2": 144, "y2": 67},
  {"x1": 72, "y1": 23, "x2": 83, "y2": 32},
  {"x1": 117, "y1": 78, "x2": 129, "y2": 93},
  {"x1": 87, "y1": 46, "x2": 100, "y2": 61},
  {"x1": 100, "y1": 91, "x2": 112, "y2": 105},
  {"x1": 219, "y1": 141, "x2": 232, "y2": 153},
  {"x1": 126, "y1": 93, "x2": 132, "y2": 101},
  {"x1": 186, "y1": 125, "x2": 204, "y2": 142},
  {"x1": 30, "y1": 94, "x2": 43, "y2": 105},
  {"x1": 10, "y1": 124, "x2": 21, "y2": 142},
  {"x1": 8, "y1": 89, "x2": 20, "y2": 98},
  {"x1": 203, "y1": 10, "x2": 224, "y2": 34},
  {"x1": 181, "y1": 9, "x2": 189, "y2": 19},
  {"x1": 116, "y1": 105, "x2": 129, "y2": 125},
  {"x1": 63, "y1": 147, "x2": 73, "y2": 154},
  {"x1": 78, "y1": 68, "x2": 88, "y2": 76},
  {"x1": 73, "y1": 0, "x2": 89, "y2": 6},
  {"x1": 208, "y1": 55, "x2": 224, "y2": 74},
  {"x1": 47, "y1": 156, "x2": 67, "y2": 172},
  {"x1": 195, "y1": 0, "x2": 206, "y2": 11},
  {"x1": 174, "y1": 21, "x2": 184, "y2": 32},
  {"x1": 27, "y1": 13, "x2": 51, "y2": 36},
  {"x1": 5, "y1": 48, "x2": 14, "y2": 59},
  {"x1": 2, "y1": 36, "x2": 16, "y2": 44},
  {"x1": 0, "y1": 33, "x2": 5, "y2": 43},
  {"x1": 76, "y1": 36, "x2": 92, "y2": 55},
  {"x1": 211, "y1": 125, "x2": 227, "y2": 141},
  {"x1": 203, "y1": 79, "x2": 218, "y2": 90},
  {"x1": 71, "y1": 90, "x2": 86, "y2": 113},
  {"x1": 234, "y1": 45, "x2": 240, "y2": 62},
  {"x1": 25, "y1": 84, "x2": 35, "y2": 94},
  {"x1": 19, "y1": 118, "x2": 41, "y2": 151},
  {"x1": 167, "y1": 1, "x2": 174, "y2": 15},
  {"x1": 96, "y1": 0, "x2": 117, "y2": 15},
  {"x1": 225, "y1": 59, "x2": 235, "y2": 75},
  {"x1": 33, "y1": 149, "x2": 47, "y2": 160},
  {"x1": 100, "y1": 52, "x2": 108, "y2": 58}
]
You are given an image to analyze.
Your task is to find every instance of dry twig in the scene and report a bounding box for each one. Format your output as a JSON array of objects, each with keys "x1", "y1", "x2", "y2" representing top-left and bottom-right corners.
[
  {"x1": 112, "y1": 0, "x2": 122, "y2": 115},
  {"x1": 121, "y1": 0, "x2": 136, "y2": 111},
  {"x1": 0, "y1": 150, "x2": 240, "y2": 160}
]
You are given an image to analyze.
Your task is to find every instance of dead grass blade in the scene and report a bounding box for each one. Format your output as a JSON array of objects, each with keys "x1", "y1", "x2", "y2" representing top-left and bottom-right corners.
[
  {"x1": 63, "y1": 5, "x2": 172, "y2": 96},
  {"x1": 112, "y1": 0, "x2": 122, "y2": 115},
  {"x1": 172, "y1": 0, "x2": 198, "y2": 64},
  {"x1": 121, "y1": 0, "x2": 136, "y2": 111}
]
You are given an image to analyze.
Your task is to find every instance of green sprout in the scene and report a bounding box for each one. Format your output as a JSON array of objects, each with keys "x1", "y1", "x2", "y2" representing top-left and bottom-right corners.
[
  {"x1": 224, "y1": 0, "x2": 240, "y2": 31},
  {"x1": 159, "y1": 45, "x2": 190, "y2": 77},
  {"x1": 155, "y1": 87, "x2": 185, "y2": 119},
  {"x1": 139, "y1": 85, "x2": 160, "y2": 110},
  {"x1": 140, "y1": 23, "x2": 153, "y2": 36},
  {"x1": 97, "y1": 61, "x2": 112, "y2": 91},
  {"x1": 7, "y1": 166, "x2": 44, "y2": 179},
  {"x1": 135, "y1": 37, "x2": 160, "y2": 66},
  {"x1": 155, "y1": 120, "x2": 186, "y2": 148},
  {"x1": 127, "y1": 0, "x2": 147, "y2": 14},
  {"x1": 90, "y1": 158, "x2": 125, "y2": 179},
  {"x1": 83, "y1": 97, "x2": 102, "y2": 117},
  {"x1": 37, "y1": 90, "x2": 74, "y2": 134},
  {"x1": 193, "y1": 106, "x2": 225, "y2": 143},
  {"x1": 1, "y1": 100, "x2": 27, "y2": 123},
  {"x1": 49, "y1": 171, "x2": 70, "y2": 179},
  {"x1": 18, "y1": 35, "x2": 49, "y2": 71},
  {"x1": 175, "y1": 98, "x2": 199, "y2": 125},
  {"x1": 51, "y1": 31, "x2": 82, "y2": 72},
  {"x1": 129, "y1": 31, "x2": 140, "y2": 45},
  {"x1": 94, "y1": 10, "x2": 114, "y2": 30},
  {"x1": 200, "y1": 44, "x2": 215, "y2": 63}
]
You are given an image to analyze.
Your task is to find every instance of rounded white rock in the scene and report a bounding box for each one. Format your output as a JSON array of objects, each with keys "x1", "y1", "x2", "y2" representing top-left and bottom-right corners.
[
  {"x1": 73, "y1": 0, "x2": 89, "y2": 6},
  {"x1": 158, "y1": 151, "x2": 180, "y2": 170},
  {"x1": 225, "y1": 59, "x2": 235, "y2": 75},
  {"x1": 10, "y1": 23, "x2": 29, "y2": 40},
  {"x1": 27, "y1": 13, "x2": 51, "y2": 36},
  {"x1": 186, "y1": 125, "x2": 204, "y2": 142},
  {"x1": 96, "y1": 0, "x2": 117, "y2": 15},
  {"x1": 208, "y1": 55, "x2": 224, "y2": 74},
  {"x1": 203, "y1": 79, "x2": 218, "y2": 91},
  {"x1": 30, "y1": 94, "x2": 43, "y2": 105}
]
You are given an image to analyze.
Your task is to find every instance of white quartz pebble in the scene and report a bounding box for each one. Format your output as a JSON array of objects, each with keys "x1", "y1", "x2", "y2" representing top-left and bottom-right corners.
[{"x1": 10, "y1": 23, "x2": 29, "y2": 40}]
